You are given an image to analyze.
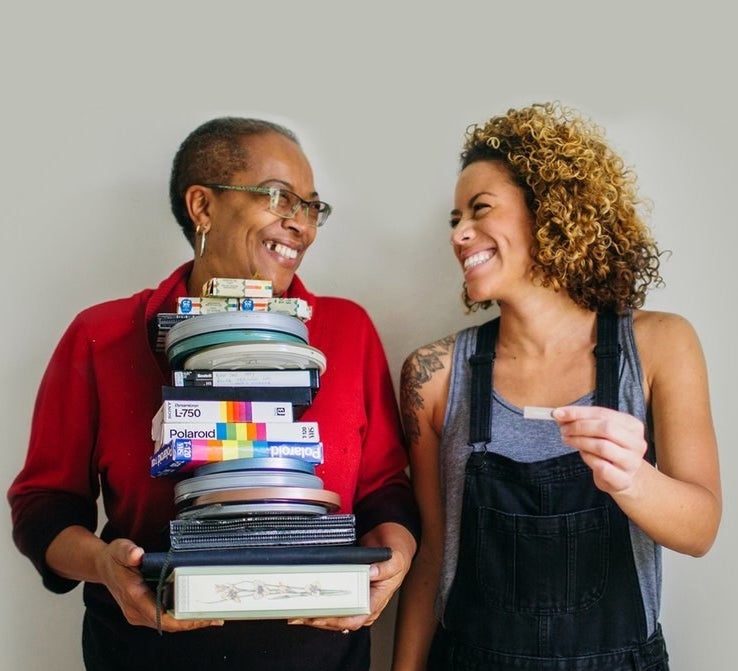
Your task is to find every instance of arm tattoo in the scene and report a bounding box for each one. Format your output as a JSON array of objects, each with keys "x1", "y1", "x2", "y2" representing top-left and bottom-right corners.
[{"x1": 400, "y1": 334, "x2": 456, "y2": 446}]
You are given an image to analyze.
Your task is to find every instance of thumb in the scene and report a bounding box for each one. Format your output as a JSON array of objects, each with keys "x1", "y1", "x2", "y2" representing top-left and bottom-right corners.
[
  {"x1": 369, "y1": 551, "x2": 398, "y2": 581},
  {"x1": 110, "y1": 538, "x2": 145, "y2": 567}
]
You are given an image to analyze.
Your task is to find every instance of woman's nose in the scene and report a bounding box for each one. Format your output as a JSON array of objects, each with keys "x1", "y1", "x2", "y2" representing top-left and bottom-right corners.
[
  {"x1": 281, "y1": 210, "x2": 312, "y2": 234},
  {"x1": 450, "y1": 217, "x2": 474, "y2": 245}
]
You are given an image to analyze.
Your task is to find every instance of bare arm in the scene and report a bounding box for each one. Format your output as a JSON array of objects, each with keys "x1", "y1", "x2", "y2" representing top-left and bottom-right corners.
[
  {"x1": 45, "y1": 526, "x2": 223, "y2": 631},
  {"x1": 553, "y1": 312, "x2": 721, "y2": 556},
  {"x1": 392, "y1": 336, "x2": 454, "y2": 671}
]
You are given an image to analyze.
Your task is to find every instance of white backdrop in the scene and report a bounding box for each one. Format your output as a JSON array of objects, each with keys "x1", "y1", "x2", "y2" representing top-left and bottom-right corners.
[{"x1": 1, "y1": 2, "x2": 735, "y2": 669}]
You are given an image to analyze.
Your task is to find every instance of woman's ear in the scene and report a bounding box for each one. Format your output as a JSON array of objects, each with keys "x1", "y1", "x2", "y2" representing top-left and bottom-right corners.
[{"x1": 185, "y1": 185, "x2": 213, "y2": 231}]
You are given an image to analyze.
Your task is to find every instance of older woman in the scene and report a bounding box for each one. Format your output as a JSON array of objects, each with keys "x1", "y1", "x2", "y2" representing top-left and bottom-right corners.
[
  {"x1": 9, "y1": 118, "x2": 417, "y2": 671},
  {"x1": 392, "y1": 103, "x2": 720, "y2": 670}
]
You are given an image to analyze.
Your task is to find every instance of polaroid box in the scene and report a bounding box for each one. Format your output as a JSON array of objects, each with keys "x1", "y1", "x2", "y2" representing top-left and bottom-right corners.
[
  {"x1": 156, "y1": 421, "x2": 320, "y2": 446},
  {"x1": 150, "y1": 438, "x2": 324, "y2": 476}
]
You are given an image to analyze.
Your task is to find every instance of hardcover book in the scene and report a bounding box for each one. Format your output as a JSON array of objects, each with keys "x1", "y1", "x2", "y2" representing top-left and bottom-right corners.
[
  {"x1": 141, "y1": 545, "x2": 392, "y2": 577},
  {"x1": 167, "y1": 564, "x2": 370, "y2": 620}
]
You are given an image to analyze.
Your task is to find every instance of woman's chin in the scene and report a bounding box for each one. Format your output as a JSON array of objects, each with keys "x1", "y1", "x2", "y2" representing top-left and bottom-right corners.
[{"x1": 466, "y1": 286, "x2": 494, "y2": 304}]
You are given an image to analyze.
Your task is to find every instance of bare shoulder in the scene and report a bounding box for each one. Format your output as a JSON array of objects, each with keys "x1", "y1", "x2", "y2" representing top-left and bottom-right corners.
[
  {"x1": 400, "y1": 333, "x2": 457, "y2": 442},
  {"x1": 632, "y1": 309, "x2": 702, "y2": 349},
  {"x1": 632, "y1": 309, "x2": 706, "y2": 382},
  {"x1": 401, "y1": 333, "x2": 457, "y2": 387}
]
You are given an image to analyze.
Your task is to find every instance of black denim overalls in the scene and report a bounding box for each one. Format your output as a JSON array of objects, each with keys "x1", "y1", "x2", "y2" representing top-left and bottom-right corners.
[{"x1": 428, "y1": 314, "x2": 669, "y2": 670}]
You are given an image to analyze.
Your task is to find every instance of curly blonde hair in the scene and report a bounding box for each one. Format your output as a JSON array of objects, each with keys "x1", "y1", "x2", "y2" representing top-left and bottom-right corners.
[{"x1": 461, "y1": 102, "x2": 664, "y2": 314}]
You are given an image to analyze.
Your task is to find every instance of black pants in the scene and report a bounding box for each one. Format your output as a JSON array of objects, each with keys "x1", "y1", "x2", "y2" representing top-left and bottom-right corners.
[{"x1": 82, "y1": 602, "x2": 370, "y2": 671}]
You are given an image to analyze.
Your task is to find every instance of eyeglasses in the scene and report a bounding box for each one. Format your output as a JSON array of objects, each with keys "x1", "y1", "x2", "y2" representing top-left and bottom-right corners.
[{"x1": 205, "y1": 184, "x2": 332, "y2": 227}]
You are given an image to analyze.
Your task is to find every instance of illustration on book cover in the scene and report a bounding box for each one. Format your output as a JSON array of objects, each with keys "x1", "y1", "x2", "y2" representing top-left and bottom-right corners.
[
  {"x1": 207, "y1": 579, "x2": 350, "y2": 604},
  {"x1": 173, "y1": 565, "x2": 370, "y2": 617}
]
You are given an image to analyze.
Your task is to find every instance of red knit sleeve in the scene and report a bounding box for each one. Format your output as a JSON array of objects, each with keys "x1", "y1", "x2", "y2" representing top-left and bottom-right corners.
[{"x1": 7, "y1": 314, "x2": 100, "y2": 592}]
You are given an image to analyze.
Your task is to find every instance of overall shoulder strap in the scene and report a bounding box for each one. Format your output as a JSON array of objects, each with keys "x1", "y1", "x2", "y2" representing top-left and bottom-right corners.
[
  {"x1": 594, "y1": 311, "x2": 621, "y2": 411},
  {"x1": 468, "y1": 318, "x2": 499, "y2": 444},
  {"x1": 469, "y1": 313, "x2": 620, "y2": 443}
]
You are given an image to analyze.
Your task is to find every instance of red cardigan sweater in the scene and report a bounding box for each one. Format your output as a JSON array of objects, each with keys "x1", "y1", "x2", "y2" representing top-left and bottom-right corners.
[{"x1": 9, "y1": 262, "x2": 416, "y2": 595}]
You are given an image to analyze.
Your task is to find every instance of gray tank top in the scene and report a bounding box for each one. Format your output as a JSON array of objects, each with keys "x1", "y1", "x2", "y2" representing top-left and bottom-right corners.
[{"x1": 437, "y1": 311, "x2": 661, "y2": 635}]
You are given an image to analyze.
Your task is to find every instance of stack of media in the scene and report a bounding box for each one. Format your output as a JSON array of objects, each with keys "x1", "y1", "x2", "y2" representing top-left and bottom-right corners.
[{"x1": 143, "y1": 278, "x2": 388, "y2": 620}]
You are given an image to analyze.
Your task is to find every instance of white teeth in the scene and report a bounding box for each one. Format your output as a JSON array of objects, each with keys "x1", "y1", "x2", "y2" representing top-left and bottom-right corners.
[
  {"x1": 464, "y1": 251, "x2": 493, "y2": 270},
  {"x1": 265, "y1": 242, "x2": 298, "y2": 260}
]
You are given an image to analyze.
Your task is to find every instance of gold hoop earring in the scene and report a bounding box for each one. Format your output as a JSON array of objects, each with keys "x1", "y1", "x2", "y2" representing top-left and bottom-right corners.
[
  {"x1": 462, "y1": 283, "x2": 473, "y2": 308},
  {"x1": 462, "y1": 283, "x2": 482, "y2": 313}
]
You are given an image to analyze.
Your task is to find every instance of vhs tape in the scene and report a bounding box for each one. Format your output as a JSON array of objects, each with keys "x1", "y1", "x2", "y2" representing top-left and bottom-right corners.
[
  {"x1": 173, "y1": 369, "x2": 320, "y2": 389},
  {"x1": 152, "y1": 400, "x2": 294, "y2": 439}
]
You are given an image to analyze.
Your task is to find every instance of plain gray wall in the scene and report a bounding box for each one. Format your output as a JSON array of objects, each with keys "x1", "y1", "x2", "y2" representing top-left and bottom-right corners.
[{"x1": 1, "y1": 2, "x2": 735, "y2": 669}]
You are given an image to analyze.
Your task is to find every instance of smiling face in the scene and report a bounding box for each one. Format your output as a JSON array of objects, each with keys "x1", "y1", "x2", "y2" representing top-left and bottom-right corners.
[
  {"x1": 187, "y1": 132, "x2": 320, "y2": 297},
  {"x1": 450, "y1": 160, "x2": 536, "y2": 304}
]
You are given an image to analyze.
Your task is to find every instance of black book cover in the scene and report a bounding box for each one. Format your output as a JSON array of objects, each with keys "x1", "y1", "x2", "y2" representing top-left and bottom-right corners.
[{"x1": 141, "y1": 545, "x2": 392, "y2": 579}]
